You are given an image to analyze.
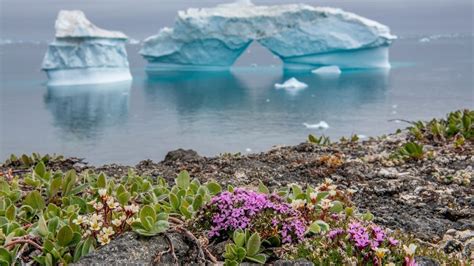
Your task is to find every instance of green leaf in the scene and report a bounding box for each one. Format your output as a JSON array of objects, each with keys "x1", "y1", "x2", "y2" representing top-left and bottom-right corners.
[
  {"x1": 169, "y1": 193, "x2": 180, "y2": 211},
  {"x1": 192, "y1": 194, "x2": 203, "y2": 211},
  {"x1": 37, "y1": 215, "x2": 49, "y2": 237},
  {"x1": 34, "y1": 161, "x2": 46, "y2": 178},
  {"x1": 316, "y1": 220, "x2": 329, "y2": 232},
  {"x1": 233, "y1": 230, "x2": 246, "y2": 247},
  {"x1": 235, "y1": 247, "x2": 246, "y2": 262},
  {"x1": 5, "y1": 205, "x2": 15, "y2": 221},
  {"x1": 96, "y1": 173, "x2": 106, "y2": 188},
  {"x1": 206, "y1": 182, "x2": 222, "y2": 195},
  {"x1": 140, "y1": 205, "x2": 156, "y2": 224},
  {"x1": 246, "y1": 232, "x2": 261, "y2": 257},
  {"x1": 308, "y1": 221, "x2": 321, "y2": 234},
  {"x1": 24, "y1": 191, "x2": 45, "y2": 210},
  {"x1": 258, "y1": 180, "x2": 269, "y2": 194},
  {"x1": 330, "y1": 201, "x2": 344, "y2": 213},
  {"x1": 246, "y1": 254, "x2": 267, "y2": 264},
  {"x1": 49, "y1": 176, "x2": 62, "y2": 197},
  {"x1": 176, "y1": 171, "x2": 190, "y2": 189},
  {"x1": 0, "y1": 248, "x2": 11, "y2": 265},
  {"x1": 291, "y1": 184, "x2": 303, "y2": 198},
  {"x1": 57, "y1": 225, "x2": 74, "y2": 247},
  {"x1": 362, "y1": 211, "x2": 374, "y2": 221},
  {"x1": 117, "y1": 192, "x2": 131, "y2": 206}
]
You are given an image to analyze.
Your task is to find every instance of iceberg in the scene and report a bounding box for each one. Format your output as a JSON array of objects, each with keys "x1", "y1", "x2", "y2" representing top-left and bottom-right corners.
[
  {"x1": 303, "y1": 121, "x2": 329, "y2": 129},
  {"x1": 275, "y1": 78, "x2": 308, "y2": 90},
  {"x1": 312, "y1": 65, "x2": 342, "y2": 76},
  {"x1": 141, "y1": 0, "x2": 396, "y2": 71},
  {"x1": 42, "y1": 10, "x2": 132, "y2": 86}
]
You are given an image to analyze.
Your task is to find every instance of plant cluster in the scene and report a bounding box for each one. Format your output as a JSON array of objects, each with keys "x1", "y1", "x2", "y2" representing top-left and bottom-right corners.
[
  {"x1": 223, "y1": 229, "x2": 267, "y2": 265},
  {"x1": 193, "y1": 188, "x2": 306, "y2": 244},
  {"x1": 0, "y1": 159, "x2": 468, "y2": 265},
  {"x1": 408, "y1": 109, "x2": 473, "y2": 145}
]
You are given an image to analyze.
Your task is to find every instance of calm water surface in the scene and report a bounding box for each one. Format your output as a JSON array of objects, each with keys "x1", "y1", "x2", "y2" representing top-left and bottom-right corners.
[{"x1": 1, "y1": 0, "x2": 473, "y2": 164}]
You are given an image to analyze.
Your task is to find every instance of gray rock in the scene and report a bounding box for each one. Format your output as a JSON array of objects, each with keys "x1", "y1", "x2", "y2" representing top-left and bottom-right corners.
[
  {"x1": 164, "y1": 149, "x2": 203, "y2": 163},
  {"x1": 74, "y1": 232, "x2": 204, "y2": 265},
  {"x1": 274, "y1": 259, "x2": 314, "y2": 266},
  {"x1": 414, "y1": 256, "x2": 439, "y2": 266}
]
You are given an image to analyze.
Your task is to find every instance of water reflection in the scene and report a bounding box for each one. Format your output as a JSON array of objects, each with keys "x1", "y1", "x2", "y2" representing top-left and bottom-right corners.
[
  {"x1": 143, "y1": 68, "x2": 390, "y2": 118},
  {"x1": 44, "y1": 81, "x2": 131, "y2": 140},
  {"x1": 144, "y1": 71, "x2": 250, "y2": 115}
]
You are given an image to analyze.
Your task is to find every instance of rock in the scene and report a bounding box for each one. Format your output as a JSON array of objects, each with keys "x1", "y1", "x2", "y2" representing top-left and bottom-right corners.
[
  {"x1": 74, "y1": 232, "x2": 204, "y2": 265},
  {"x1": 42, "y1": 10, "x2": 132, "y2": 86},
  {"x1": 414, "y1": 256, "x2": 440, "y2": 266},
  {"x1": 440, "y1": 239, "x2": 463, "y2": 254},
  {"x1": 274, "y1": 259, "x2": 314, "y2": 266},
  {"x1": 163, "y1": 149, "x2": 203, "y2": 163},
  {"x1": 141, "y1": 1, "x2": 395, "y2": 71}
]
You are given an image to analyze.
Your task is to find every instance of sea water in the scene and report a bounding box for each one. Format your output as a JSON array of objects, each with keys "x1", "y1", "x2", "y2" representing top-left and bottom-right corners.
[{"x1": 0, "y1": 0, "x2": 473, "y2": 164}]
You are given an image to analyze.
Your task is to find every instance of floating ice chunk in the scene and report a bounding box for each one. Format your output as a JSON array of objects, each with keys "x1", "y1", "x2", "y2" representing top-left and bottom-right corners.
[
  {"x1": 42, "y1": 10, "x2": 132, "y2": 86},
  {"x1": 312, "y1": 65, "x2": 342, "y2": 76},
  {"x1": 141, "y1": 1, "x2": 396, "y2": 70},
  {"x1": 303, "y1": 121, "x2": 329, "y2": 129},
  {"x1": 357, "y1": 134, "x2": 367, "y2": 139},
  {"x1": 245, "y1": 148, "x2": 252, "y2": 152},
  {"x1": 275, "y1": 78, "x2": 308, "y2": 90},
  {"x1": 392, "y1": 104, "x2": 398, "y2": 109},
  {"x1": 419, "y1": 37, "x2": 430, "y2": 43}
]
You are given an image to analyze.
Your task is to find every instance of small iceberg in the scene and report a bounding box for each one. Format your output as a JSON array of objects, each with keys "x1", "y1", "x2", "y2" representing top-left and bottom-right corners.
[
  {"x1": 303, "y1": 121, "x2": 329, "y2": 129},
  {"x1": 41, "y1": 10, "x2": 132, "y2": 86},
  {"x1": 312, "y1": 66, "x2": 341, "y2": 76},
  {"x1": 275, "y1": 78, "x2": 308, "y2": 90}
]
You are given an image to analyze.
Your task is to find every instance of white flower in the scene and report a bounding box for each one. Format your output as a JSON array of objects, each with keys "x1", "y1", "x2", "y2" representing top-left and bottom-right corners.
[
  {"x1": 93, "y1": 202, "x2": 104, "y2": 211},
  {"x1": 90, "y1": 220, "x2": 103, "y2": 231},
  {"x1": 124, "y1": 204, "x2": 139, "y2": 214},
  {"x1": 82, "y1": 229, "x2": 92, "y2": 237},
  {"x1": 73, "y1": 215, "x2": 86, "y2": 225},
  {"x1": 320, "y1": 199, "x2": 333, "y2": 210},
  {"x1": 126, "y1": 217, "x2": 138, "y2": 225},
  {"x1": 112, "y1": 218, "x2": 122, "y2": 227},
  {"x1": 120, "y1": 214, "x2": 127, "y2": 221},
  {"x1": 329, "y1": 190, "x2": 337, "y2": 196},
  {"x1": 375, "y1": 248, "x2": 389, "y2": 259},
  {"x1": 102, "y1": 226, "x2": 115, "y2": 236},
  {"x1": 291, "y1": 199, "x2": 306, "y2": 209},
  {"x1": 403, "y1": 244, "x2": 417, "y2": 256},
  {"x1": 90, "y1": 213, "x2": 103, "y2": 223},
  {"x1": 98, "y1": 188, "x2": 107, "y2": 197},
  {"x1": 106, "y1": 198, "x2": 119, "y2": 209},
  {"x1": 309, "y1": 192, "x2": 318, "y2": 202},
  {"x1": 97, "y1": 232, "x2": 110, "y2": 245}
]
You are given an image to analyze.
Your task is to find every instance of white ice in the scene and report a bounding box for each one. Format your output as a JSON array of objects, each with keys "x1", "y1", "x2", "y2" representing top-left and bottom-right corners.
[
  {"x1": 303, "y1": 121, "x2": 330, "y2": 129},
  {"x1": 274, "y1": 78, "x2": 308, "y2": 90},
  {"x1": 42, "y1": 10, "x2": 132, "y2": 85},
  {"x1": 312, "y1": 65, "x2": 342, "y2": 76},
  {"x1": 141, "y1": 0, "x2": 396, "y2": 70}
]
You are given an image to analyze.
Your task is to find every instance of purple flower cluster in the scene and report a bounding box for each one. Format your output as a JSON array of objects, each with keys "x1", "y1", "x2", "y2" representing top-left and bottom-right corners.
[
  {"x1": 207, "y1": 188, "x2": 306, "y2": 243},
  {"x1": 348, "y1": 222, "x2": 371, "y2": 249},
  {"x1": 328, "y1": 228, "x2": 344, "y2": 239},
  {"x1": 348, "y1": 222, "x2": 393, "y2": 250}
]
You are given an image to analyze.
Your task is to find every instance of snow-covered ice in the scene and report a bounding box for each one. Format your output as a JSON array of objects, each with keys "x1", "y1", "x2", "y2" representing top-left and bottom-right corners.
[
  {"x1": 312, "y1": 66, "x2": 342, "y2": 76},
  {"x1": 141, "y1": 0, "x2": 396, "y2": 71},
  {"x1": 275, "y1": 78, "x2": 308, "y2": 90},
  {"x1": 303, "y1": 121, "x2": 329, "y2": 129},
  {"x1": 42, "y1": 10, "x2": 132, "y2": 86}
]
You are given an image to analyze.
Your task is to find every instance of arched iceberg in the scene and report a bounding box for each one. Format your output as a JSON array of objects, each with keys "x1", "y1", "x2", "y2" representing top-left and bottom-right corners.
[
  {"x1": 141, "y1": 1, "x2": 396, "y2": 71},
  {"x1": 42, "y1": 10, "x2": 132, "y2": 86}
]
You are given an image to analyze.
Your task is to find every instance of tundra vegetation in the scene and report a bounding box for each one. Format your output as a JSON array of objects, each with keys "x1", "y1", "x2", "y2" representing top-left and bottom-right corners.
[{"x1": 0, "y1": 110, "x2": 472, "y2": 265}]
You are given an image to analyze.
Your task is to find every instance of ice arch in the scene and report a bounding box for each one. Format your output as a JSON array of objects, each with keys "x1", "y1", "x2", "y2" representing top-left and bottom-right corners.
[{"x1": 141, "y1": 1, "x2": 396, "y2": 71}]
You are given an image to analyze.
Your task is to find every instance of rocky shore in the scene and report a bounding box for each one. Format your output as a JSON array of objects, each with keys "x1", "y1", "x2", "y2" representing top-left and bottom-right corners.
[{"x1": 1, "y1": 111, "x2": 473, "y2": 264}]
